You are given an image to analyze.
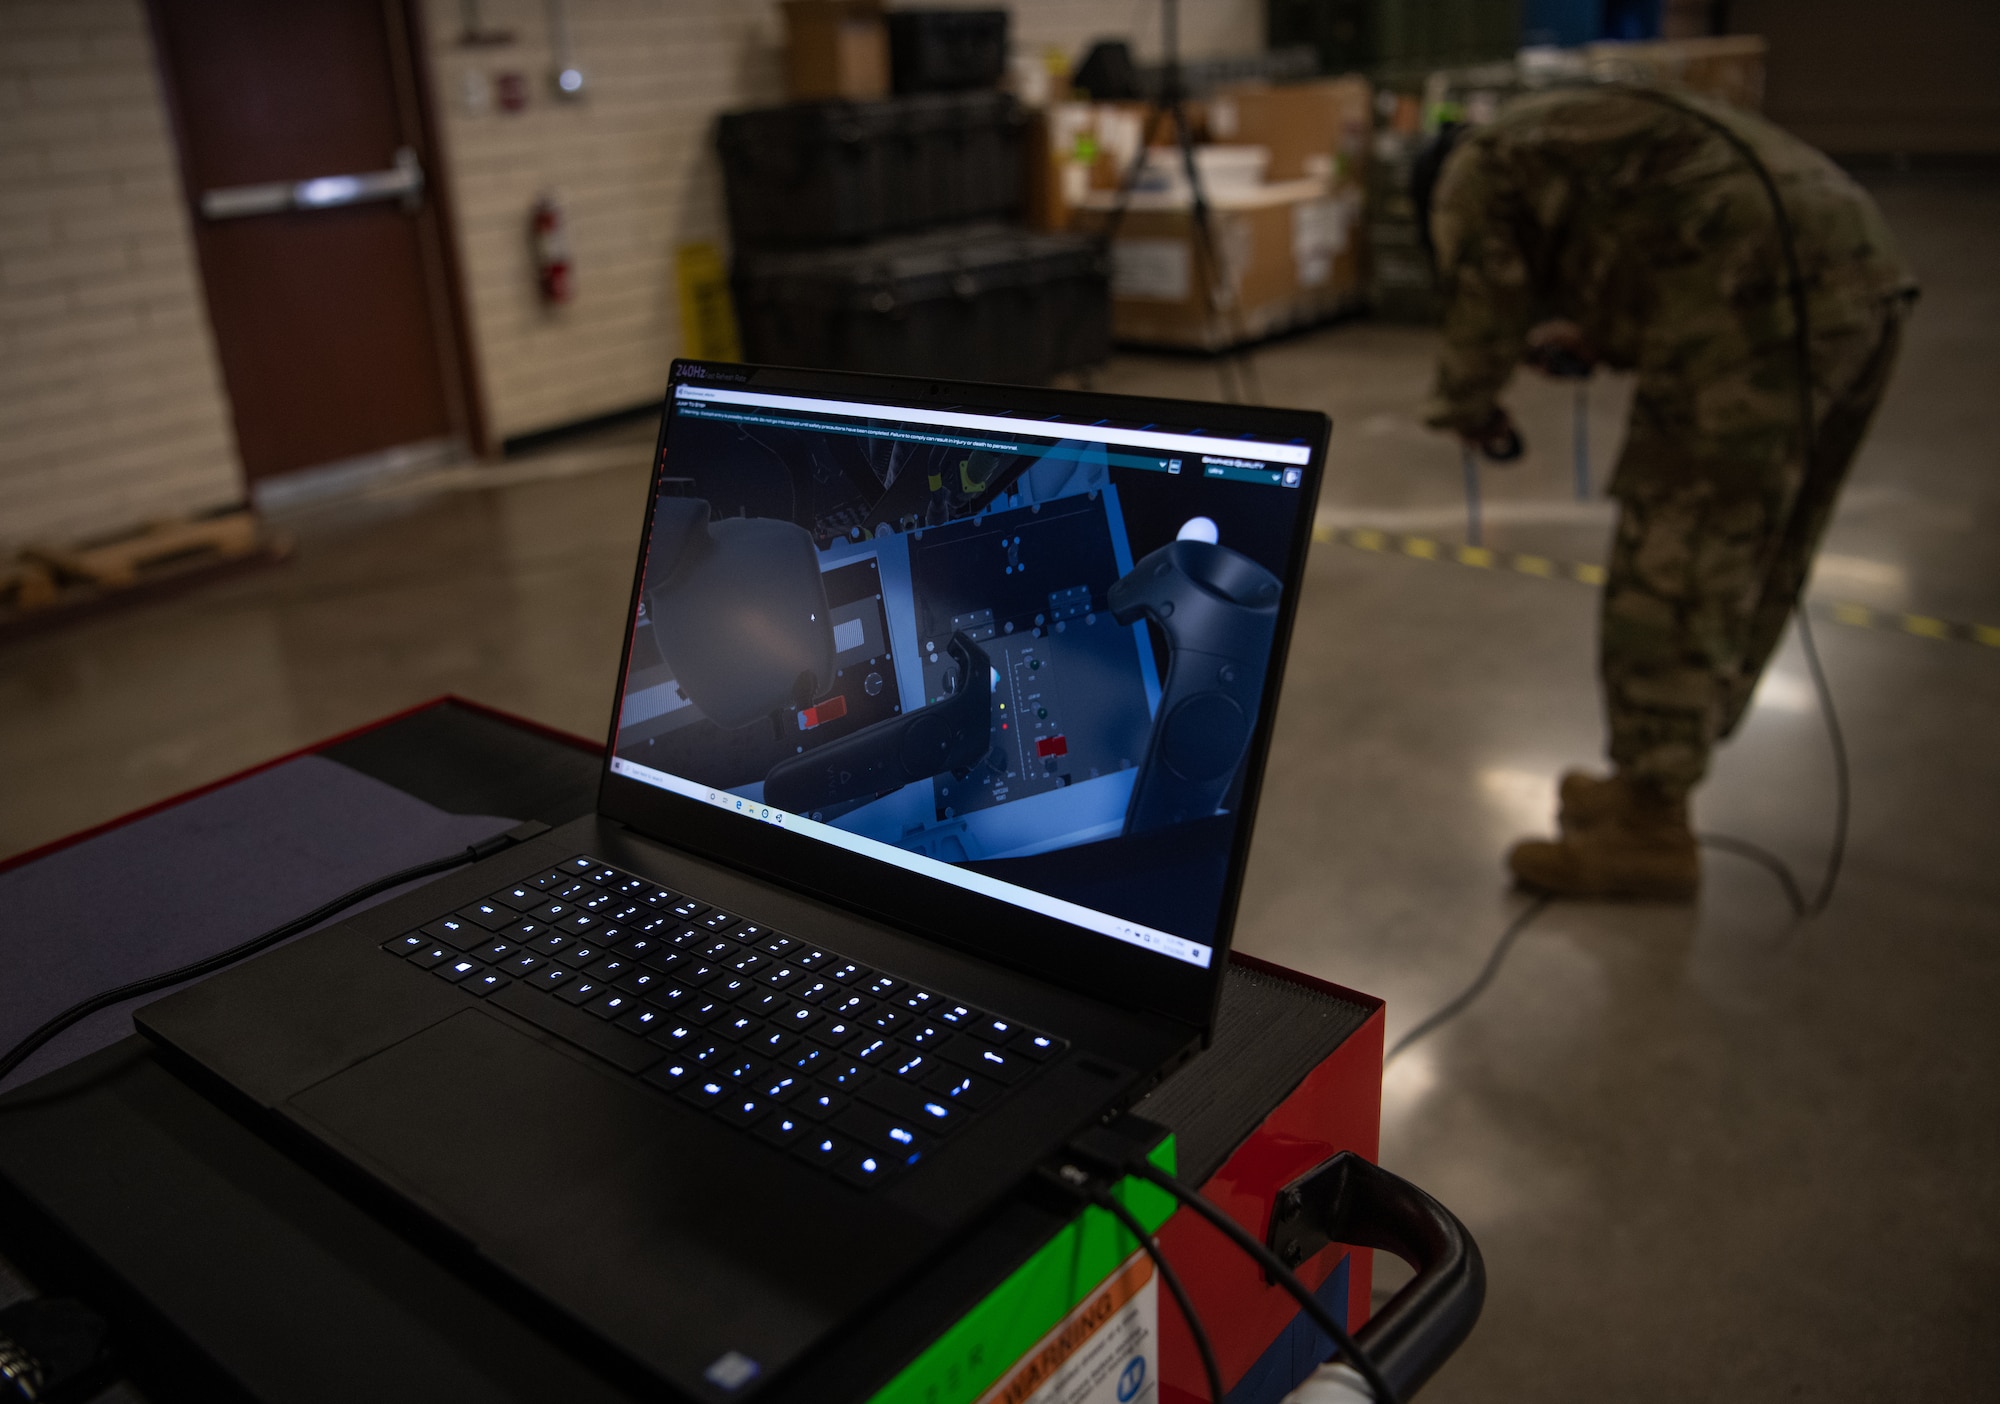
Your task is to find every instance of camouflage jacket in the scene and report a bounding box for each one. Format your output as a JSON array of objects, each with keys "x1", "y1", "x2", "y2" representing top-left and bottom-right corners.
[{"x1": 1424, "y1": 86, "x2": 1917, "y2": 496}]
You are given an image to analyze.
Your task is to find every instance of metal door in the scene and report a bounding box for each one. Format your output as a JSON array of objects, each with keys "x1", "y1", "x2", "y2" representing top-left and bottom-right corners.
[{"x1": 149, "y1": 0, "x2": 478, "y2": 482}]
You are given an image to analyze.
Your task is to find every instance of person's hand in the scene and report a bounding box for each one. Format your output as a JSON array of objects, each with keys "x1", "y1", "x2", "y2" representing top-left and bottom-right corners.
[
  {"x1": 1524, "y1": 320, "x2": 1595, "y2": 378},
  {"x1": 1461, "y1": 406, "x2": 1523, "y2": 463}
]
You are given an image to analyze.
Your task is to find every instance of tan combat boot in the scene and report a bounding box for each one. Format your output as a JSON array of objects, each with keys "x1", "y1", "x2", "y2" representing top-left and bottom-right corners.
[
  {"x1": 1556, "y1": 770, "x2": 1688, "y2": 833},
  {"x1": 1509, "y1": 773, "x2": 1699, "y2": 899}
]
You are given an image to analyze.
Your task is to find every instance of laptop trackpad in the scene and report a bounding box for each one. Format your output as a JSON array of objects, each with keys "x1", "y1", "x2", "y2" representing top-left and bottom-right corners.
[{"x1": 289, "y1": 1009, "x2": 926, "y2": 1396}]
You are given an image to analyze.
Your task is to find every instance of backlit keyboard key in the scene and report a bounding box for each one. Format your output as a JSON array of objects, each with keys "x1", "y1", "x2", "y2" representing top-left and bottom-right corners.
[
  {"x1": 678, "y1": 1077, "x2": 729, "y2": 1110},
  {"x1": 423, "y1": 916, "x2": 479, "y2": 949},
  {"x1": 435, "y1": 956, "x2": 484, "y2": 983},
  {"x1": 793, "y1": 1129, "x2": 854, "y2": 1170},
  {"x1": 837, "y1": 1150, "x2": 901, "y2": 1189},
  {"x1": 798, "y1": 1088, "x2": 847, "y2": 1119},
  {"x1": 585, "y1": 991, "x2": 635, "y2": 1020},
  {"x1": 617, "y1": 1005, "x2": 665, "y2": 1036},
  {"x1": 716, "y1": 1093, "x2": 767, "y2": 1128},
  {"x1": 1011, "y1": 1031, "x2": 1062, "y2": 1060},
  {"x1": 643, "y1": 1059, "x2": 695, "y2": 1091},
  {"x1": 754, "y1": 1109, "x2": 809, "y2": 1146},
  {"x1": 942, "y1": 1039, "x2": 1024, "y2": 1082},
  {"x1": 458, "y1": 901, "x2": 512, "y2": 930}
]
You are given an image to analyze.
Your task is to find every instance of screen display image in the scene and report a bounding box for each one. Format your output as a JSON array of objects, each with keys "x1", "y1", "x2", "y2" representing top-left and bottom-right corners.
[{"x1": 610, "y1": 384, "x2": 1313, "y2": 969}]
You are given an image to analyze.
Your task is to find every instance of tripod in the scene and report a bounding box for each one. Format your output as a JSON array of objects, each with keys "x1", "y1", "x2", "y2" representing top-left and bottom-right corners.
[{"x1": 1095, "y1": 0, "x2": 1264, "y2": 403}]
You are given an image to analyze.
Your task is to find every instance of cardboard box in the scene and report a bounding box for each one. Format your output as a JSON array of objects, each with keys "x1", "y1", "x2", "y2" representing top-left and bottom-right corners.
[
  {"x1": 1584, "y1": 34, "x2": 1767, "y2": 111},
  {"x1": 1024, "y1": 100, "x2": 1216, "y2": 234},
  {"x1": 1074, "y1": 179, "x2": 1366, "y2": 350},
  {"x1": 781, "y1": 0, "x2": 889, "y2": 102},
  {"x1": 1204, "y1": 76, "x2": 1373, "y2": 184}
]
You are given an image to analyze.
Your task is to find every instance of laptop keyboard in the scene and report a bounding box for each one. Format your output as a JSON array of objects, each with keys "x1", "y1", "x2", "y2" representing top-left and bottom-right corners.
[{"x1": 380, "y1": 854, "x2": 1066, "y2": 1191}]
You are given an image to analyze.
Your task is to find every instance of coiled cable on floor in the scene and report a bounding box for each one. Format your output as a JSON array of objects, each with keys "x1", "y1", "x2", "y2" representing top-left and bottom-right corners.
[
  {"x1": 1696, "y1": 607, "x2": 1850, "y2": 920},
  {"x1": 1383, "y1": 896, "x2": 1553, "y2": 1067}
]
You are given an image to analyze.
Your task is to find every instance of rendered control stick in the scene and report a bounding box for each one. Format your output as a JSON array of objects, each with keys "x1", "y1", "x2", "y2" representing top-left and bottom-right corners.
[
  {"x1": 1109, "y1": 540, "x2": 1280, "y2": 835},
  {"x1": 763, "y1": 632, "x2": 993, "y2": 815}
]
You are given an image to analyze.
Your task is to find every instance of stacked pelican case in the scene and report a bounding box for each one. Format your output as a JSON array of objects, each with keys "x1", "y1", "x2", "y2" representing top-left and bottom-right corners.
[{"x1": 719, "y1": 16, "x2": 1110, "y2": 383}]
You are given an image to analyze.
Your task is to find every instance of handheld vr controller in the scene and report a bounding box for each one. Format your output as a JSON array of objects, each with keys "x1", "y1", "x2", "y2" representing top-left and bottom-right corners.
[{"x1": 1110, "y1": 540, "x2": 1281, "y2": 836}]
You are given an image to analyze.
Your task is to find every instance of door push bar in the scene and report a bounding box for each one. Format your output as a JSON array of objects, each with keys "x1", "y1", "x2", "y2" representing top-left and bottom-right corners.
[{"x1": 199, "y1": 146, "x2": 424, "y2": 221}]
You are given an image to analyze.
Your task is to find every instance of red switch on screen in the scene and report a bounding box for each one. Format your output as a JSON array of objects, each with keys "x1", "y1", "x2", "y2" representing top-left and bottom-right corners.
[{"x1": 797, "y1": 695, "x2": 849, "y2": 730}]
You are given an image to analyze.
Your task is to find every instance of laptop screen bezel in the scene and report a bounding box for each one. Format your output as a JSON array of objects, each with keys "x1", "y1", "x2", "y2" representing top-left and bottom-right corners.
[{"x1": 596, "y1": 361, "x2": 1329, "y2": 1037}]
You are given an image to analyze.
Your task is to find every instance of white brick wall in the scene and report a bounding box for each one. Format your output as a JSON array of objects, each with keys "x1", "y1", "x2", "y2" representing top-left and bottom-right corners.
[
  {"x1": 0, "y1": 0, "x2": 241, "y2": 551},
  {"x1": 422, "y1": 0, "x2": 1261, "y2": 444}
]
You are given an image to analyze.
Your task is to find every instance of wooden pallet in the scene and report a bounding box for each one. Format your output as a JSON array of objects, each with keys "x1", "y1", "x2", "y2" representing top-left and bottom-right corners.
[
  {"x1": 25, "y1": 510, "x2": 263, "y2": 591},
  {"x1": 2, "y1": 509, "x2": 285, "y2": 637},
  {"x1": 1, "y1": 558, "x2": 59, "y2": 612}
]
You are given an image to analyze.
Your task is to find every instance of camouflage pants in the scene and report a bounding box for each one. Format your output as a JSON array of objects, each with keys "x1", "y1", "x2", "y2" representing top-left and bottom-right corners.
[{"x1": 1600, "y1": 311, "x2": 1905, "y2": 797}]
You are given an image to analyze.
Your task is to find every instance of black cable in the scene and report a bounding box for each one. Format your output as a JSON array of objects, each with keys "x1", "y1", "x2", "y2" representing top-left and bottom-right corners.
[
  {"x1": 1124, "y1": 1160, "x2": 1398, "y2": 1404},
  {"x1": 1086, "y1": 1183, "x2": 1226, "y2": 1403},
  {"x1": 1604, "y1": 83, "x2": 1851, "y2": 918},
  {"x1": 1790, "y1": 609, "x2": 1849, "y2": 915},
  {"x1": 1383, "y1": 895, "x2": 1553, "y2": 1066},
  {"x1": 0, "y1": 821, "x2": 549, "y2": 1086},
  {"x1": 1696, "y1": 833, "x2": 1807, "y2": 917}
]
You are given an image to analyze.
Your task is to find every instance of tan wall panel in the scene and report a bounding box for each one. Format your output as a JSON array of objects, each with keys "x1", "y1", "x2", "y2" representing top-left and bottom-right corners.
[{"x1": 0, "y1": 0, "x2": 243, "y2": 551}]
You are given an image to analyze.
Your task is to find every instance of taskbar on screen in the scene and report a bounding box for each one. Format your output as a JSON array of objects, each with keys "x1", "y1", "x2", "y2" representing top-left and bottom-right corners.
[{"x1": 608, "y1": 756, "x2": 1214, "y2": 969}]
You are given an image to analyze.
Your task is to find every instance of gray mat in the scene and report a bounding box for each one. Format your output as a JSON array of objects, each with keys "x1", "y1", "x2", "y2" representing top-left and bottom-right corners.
[{"x1": 1, "y1": 755, "x2": 515, "y2": 1093}]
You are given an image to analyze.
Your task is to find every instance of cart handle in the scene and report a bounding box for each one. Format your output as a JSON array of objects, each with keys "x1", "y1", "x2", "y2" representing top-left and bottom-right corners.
[{"x1": 1265, "y1": 1151, "x2": 1485, "y2": 1398}]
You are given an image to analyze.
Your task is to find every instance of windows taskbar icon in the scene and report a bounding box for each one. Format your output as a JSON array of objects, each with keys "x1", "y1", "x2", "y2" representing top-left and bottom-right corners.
[{"x1": 712, "y1": 791, "x2": 782, "y2": 825}]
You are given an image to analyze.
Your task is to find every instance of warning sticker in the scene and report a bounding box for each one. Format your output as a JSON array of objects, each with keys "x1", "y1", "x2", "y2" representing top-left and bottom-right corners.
[{"x1": 974, "y1": 1251, "x2": 1158, "y2": 1404}]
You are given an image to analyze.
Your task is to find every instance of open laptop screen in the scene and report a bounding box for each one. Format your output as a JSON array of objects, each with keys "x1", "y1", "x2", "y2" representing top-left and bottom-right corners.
[{"x1": 608, "y1": 378, "x2": 1315, "y2": 972}]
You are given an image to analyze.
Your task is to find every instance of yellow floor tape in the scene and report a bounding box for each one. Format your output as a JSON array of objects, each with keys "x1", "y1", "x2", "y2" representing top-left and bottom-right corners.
[{"x1": 1313, "y1": 525, "x2": 2000, "y2": 650}]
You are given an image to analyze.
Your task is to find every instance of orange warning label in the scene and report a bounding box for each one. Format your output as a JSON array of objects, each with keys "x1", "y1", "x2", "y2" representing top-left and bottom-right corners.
[{"x1": 974, "y1": 1254, "x2": 1156, "y2": 1404}]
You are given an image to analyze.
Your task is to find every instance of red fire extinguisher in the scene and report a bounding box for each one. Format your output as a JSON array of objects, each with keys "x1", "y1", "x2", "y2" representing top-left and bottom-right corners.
[{"x1": 532, "y1": 192, "x2": 572, "y2": 304}]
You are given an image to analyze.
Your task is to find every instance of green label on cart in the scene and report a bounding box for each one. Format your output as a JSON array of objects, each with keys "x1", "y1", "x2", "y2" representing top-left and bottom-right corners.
[{"x1": 865, "y1": 1138, "x2": 1179, "y2": 1404}]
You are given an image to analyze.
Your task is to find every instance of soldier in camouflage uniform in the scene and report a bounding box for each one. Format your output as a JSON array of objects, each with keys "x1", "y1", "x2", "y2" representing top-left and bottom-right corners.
[{"x1": 1420, "y1": 84, "x2": 1917, "y2": 898}]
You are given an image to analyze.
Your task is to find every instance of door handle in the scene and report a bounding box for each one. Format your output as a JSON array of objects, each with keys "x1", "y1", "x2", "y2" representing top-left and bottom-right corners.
[{"x1": 199, "y1": 146, "x2": 425, "y2": 220}]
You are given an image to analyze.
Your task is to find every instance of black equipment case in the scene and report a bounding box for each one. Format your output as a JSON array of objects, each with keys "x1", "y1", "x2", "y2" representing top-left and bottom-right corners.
[
  {"x1": 717, "y1": 91, "x2": 1027, "y2": 249},
  {"x1": 732, "y1": 222, "x2": 1110, "y2": 383}
]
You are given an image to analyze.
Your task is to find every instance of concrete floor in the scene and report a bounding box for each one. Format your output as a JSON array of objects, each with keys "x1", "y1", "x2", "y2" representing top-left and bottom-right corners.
[{"x1": 4, "y1": 172, "x2": 1997, "y2": 1398}]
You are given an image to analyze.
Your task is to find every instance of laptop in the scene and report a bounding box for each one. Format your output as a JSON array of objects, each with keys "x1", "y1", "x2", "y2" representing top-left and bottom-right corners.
[{"x1": 137, "y1": 361, "x2": 1329, "y2": 1401}]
